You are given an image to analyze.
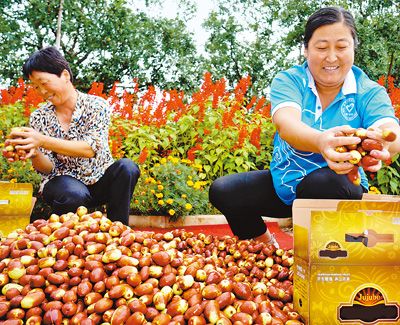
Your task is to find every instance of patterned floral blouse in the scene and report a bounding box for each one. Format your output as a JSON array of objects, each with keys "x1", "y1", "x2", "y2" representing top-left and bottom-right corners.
[{"x1": 30, "y1": 91, "x2": 114, "y2": 191}]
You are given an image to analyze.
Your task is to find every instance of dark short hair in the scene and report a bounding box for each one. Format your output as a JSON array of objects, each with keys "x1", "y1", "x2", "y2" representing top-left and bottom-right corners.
[
  {"x1": 22, "y1": 46, "x2": 74, "y2": 82},
  {"x1": 304, "y1": 7, "x2": 358, "y2": 49}
]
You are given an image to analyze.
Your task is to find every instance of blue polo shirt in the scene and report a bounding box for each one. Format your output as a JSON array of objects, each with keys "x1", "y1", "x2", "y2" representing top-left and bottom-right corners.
[{"x1": 270, "y1": 62, "x2": 397, "y2": 205}]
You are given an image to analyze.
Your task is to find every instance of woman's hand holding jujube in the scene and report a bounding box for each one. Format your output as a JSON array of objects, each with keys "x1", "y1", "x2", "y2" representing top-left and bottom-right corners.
[
  {"x1": 332, "y1": 127, "x2": 397, "y2": 185},
  {"x1": 7, "y1": 127, "x2": 44, "y2": 160},
  {"x1": 317, "y1": 125, "x2": 360, "y2": 174}
]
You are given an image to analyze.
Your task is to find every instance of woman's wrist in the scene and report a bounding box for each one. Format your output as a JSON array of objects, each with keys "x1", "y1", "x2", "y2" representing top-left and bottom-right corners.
[{"x1": 38, "y1": 133, "x2": 46, "y2": 149}]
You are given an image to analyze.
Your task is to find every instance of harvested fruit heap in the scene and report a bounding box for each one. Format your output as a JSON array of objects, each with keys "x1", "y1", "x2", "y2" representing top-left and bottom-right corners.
[{"x1": 0, "y1": 207, "x2": 300, "y2": 325}]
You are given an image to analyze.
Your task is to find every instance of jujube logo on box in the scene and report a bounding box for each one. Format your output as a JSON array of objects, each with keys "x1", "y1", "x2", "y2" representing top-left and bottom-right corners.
[
  {"x1": 338, "y1": 286, "x2": 400, "y2": 324},
  {"x1": 319, "y1": 240, "x2": 348, "y2": 259}
]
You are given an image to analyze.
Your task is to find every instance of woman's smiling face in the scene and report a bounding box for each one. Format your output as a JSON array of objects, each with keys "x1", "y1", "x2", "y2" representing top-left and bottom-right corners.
[
  {"x1": 29, "y1": 70, "x2": 70, "y2": 106},
  {"x1": 304, "y1": 21, "x2": 355, "y2": 91}
]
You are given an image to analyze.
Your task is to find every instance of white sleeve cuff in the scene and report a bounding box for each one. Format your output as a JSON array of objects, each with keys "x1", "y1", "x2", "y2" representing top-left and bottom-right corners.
[{"x1": 271, "y1": 101, "x2": 302, "y2": 117}]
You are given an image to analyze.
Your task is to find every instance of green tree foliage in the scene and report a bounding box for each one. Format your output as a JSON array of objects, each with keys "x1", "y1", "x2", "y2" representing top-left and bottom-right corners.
[
  {"x1": 0, "y1": 0, "x2": 203, "y2": 91},
  {"x1": 0, "y1": 0, "x2": 399, "y2": 93},
  {"x1": 203, "y1": 0, "x2": 399, "y2": 92},
  {"x1": 202, "y1": 0, "x2": 283, "y2": 95},
  {"x1": 265, "y1": 0, "x2": 399, "y2": 83},
  {"x1": 350, "y1": 1, "x2": 400, "y2": 82}
]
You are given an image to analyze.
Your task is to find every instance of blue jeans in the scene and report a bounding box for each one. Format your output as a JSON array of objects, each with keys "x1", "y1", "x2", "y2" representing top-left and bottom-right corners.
[{"x1": 42, "y1": 158, "x2": 140, "y2": 225}]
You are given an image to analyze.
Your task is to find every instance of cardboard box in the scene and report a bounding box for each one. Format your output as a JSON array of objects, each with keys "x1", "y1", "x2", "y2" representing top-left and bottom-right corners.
[
  {"x1": 294, "y1": 258, "x2": 400, "y2": 325},
  {"x1": 362, "y1": 193, "x2": 400, "y2": 201},
  {"x1": 293, "y1": 199, "x2": 400, "y2": 265},
  {"x1": 0, "y1": 182, "x2": 34, "y2": 237}
]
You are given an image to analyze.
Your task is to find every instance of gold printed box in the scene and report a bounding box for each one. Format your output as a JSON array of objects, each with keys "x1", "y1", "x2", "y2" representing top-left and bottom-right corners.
[
  {"x1": 294, "y1": 259, "x2": 400, "y2": 325},
  {"x1": 293, "y1": 199, "x2": 400, "y2": 265},
  {"x1": 0, "y1": 182, "x2": 33, "y2": 237}
]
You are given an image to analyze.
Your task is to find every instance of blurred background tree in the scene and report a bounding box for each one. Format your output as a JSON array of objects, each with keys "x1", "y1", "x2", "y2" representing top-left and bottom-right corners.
[
  {"x1": 0, "y1": 0, "x2": 203, "y2": 91},
  {"x1": 0, "y1": 0, "x2": 398, "y2": 93}
]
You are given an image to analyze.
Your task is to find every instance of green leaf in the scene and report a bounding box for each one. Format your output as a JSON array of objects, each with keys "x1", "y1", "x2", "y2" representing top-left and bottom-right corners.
[{"x1": 235, "y1": 157, "x2": 244, "y2": 166}]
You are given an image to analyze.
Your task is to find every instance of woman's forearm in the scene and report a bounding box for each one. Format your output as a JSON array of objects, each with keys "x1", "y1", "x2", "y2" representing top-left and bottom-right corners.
[
  {"x1": 31, "y1": 150, "x2": 54, "y2": 174},
  {"x1": 273, "y1": 107, "x2": 322, "y2": 153},
  {"x1": 40, "y1": 134, "x2": 95, "y2": 158}
]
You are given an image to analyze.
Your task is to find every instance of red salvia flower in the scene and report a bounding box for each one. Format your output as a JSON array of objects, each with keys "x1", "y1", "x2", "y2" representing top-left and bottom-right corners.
[
  {"x1": 250, "y1": 126, "x2": 261, "y2": 150},
  {"x1": 246, "y1": 96, "x2": 257, "y2": 111},
  {"x1": 236, "y1": 124, "x2": 248, "y2": 149},
  {"x1": 187, "y1": 143, "x2": 203, "y2": 161},
  {"x1": 138, "y1": 147, "x2": 149, "y2": 164},
  {"x1": 88, "y1": 82, "x2": 107, "y2": 99}
]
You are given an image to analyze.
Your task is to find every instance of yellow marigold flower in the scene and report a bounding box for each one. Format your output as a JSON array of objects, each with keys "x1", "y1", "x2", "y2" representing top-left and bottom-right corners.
[
  {"x1": 158, "y1": 200, "x2": 164, "y2": 205},
  {"x1": 30, "y1": 166, "x2": 35, "y2": 171},
  {"x1": 181, "y1": 194, "x2": 187, "y2": 199},
  {"x1": 166, "y1": 198, "x2": 174, "y2": 204},
  {"x1": 155, "y1": 163, "x2": 160, "y2": 167},
  {"x1": 7, "y1": 169, "x2": 14, "y2": 174},
  {"x1": 187, "y1": 180, "x2": 194, "y2": 187},
  {"x1": 150, "y1": 189, "x2": 155, "y2": 194},
  {"x1": 368, "y1": 186, "x2": 381, "y2": 194},
  {"x1": 194, "y1": 164, "x2": 203, "y2": 171},
  {"x1": 156, "y1": 193, "x2": 163, "y2": 198},
  {"x1": 193, "y1": 182, "x2": 201, "y2": 190},
  {"x1": 172, "y1": 157, "x2": 179, "y2": 164},
  {"x1": 160, "y1": 158, "x2": 167, "y2": 164},
  {"x1": 188, "y1": 175, "x2": 192, "y2": 180},
  {"x1": 145, "y1": 177, "x2": 154, "y2": 184},
  {"x1": 168, "y1": 209, "x2": 175, "y2": 216},
  {"x1": 158, "y1": 185, "x2": 164, "y2": 190},
  {"x1": 10, "y1": 178, "x2": 17, "y2": 183},
  {"x1": 185, "y1": 203, "x2": 192, "y2": 211}
]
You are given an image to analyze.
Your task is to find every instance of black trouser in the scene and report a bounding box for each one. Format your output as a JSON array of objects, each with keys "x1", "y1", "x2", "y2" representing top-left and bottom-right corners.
[
  {"x1": 42, "y1": 158, "x2": 140, "y2": 225},
  {"x1": 209, "y1": 167, "x2": 365, "y2": 239}
]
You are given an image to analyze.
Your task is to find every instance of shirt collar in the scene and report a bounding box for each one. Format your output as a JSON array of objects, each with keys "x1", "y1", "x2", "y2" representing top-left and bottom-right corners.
[{"x1": 305, "y1": 64, "x2": 357, "y2": 95}]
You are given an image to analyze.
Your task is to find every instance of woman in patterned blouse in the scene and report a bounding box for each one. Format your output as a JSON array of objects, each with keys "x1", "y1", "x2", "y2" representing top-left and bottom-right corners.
[{"x1": 7, "y1": 46, "x2": 140, "y2": 225}]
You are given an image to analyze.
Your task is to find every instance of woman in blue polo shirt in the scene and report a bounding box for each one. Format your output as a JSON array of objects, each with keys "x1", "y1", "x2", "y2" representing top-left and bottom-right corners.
[{"x1": 209, "y1": 7, "x2": 400, "y2": 246}]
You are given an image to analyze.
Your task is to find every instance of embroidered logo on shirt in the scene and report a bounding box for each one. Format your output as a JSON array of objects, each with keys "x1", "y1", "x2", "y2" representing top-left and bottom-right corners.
[
  {"x1": 274, "y1": 150, "x2": 282, "y2": 164},
  {"x1": 340, "y1": 98, "x2": 358, "y2": 121}
]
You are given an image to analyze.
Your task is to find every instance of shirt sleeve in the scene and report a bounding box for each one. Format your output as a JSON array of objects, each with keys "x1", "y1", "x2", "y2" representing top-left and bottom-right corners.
[
  {"x1": 360, "y1": 85, "x2": 399, "y2": 129},
  {"x1": 80, "y1": 97, "x2": 111, "y2": 155},
  {"x1": 270, "y1": 70, "x2": 304, "y2": 116}
]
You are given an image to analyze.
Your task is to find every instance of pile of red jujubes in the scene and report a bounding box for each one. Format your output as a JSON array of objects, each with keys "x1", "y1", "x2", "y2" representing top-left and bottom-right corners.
[
  {"x1": 0, "y1": 207, "x2": 301, "y2": 325},
  {"x1": 335, "y1": 128, "x2": 397, "y2": 185}
]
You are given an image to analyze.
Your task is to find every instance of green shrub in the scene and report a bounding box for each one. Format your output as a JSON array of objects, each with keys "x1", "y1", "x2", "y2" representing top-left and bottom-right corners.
[
  {"x1": 119, "y1": 100, "x2": 275, "y2": 181},
  {"x1": 132, "y1": 157, "x2": 218, "y2": 220},
  {"x1": 369, "y1": 154, "x2": 400, "y2": 195}
]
